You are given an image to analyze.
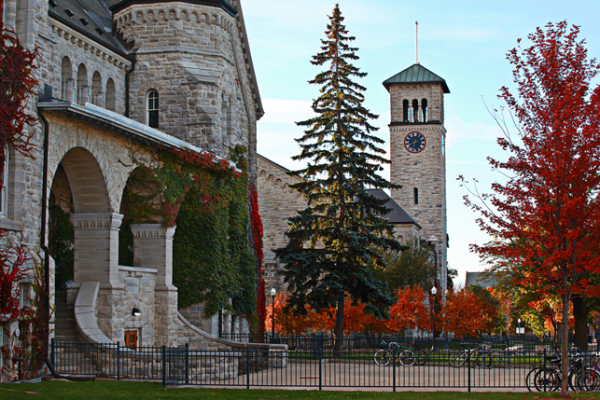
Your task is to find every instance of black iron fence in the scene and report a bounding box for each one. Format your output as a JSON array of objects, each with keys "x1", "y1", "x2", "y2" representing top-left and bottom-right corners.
[{"x1": 51, "y1": 339, "x2": 600, "y2": 391}]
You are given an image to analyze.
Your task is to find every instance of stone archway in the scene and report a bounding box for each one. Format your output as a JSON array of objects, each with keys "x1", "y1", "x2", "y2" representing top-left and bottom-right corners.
[{"x1": 56, "y1": 147, "x2": 122, "y2": 287}]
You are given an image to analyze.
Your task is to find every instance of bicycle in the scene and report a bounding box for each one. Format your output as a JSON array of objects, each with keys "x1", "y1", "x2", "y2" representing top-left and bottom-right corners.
[
  {"x1": 374, "y1": 340, "x2": 417, "y2": 367},
  {"x1": 448, "y1": 343, "x2": 492, "y2": 368}
]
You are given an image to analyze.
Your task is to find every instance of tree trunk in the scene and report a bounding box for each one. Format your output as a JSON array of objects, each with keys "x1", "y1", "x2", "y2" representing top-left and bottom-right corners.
[
  {"x1": 572, "y1": 295, "x2": 589, "y2": 351},
  {"x1": 333, "y1": 296, "x2": 345, "y2": 355},
  {"x1": 561, "y1": 291, "x2": 570, "y2": 397}
]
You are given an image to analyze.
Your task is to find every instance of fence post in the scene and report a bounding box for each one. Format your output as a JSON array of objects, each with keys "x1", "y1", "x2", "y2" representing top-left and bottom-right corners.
[
  {"x1": 319, "y1": 349, "x2": 322, "y2": 391},
  {"x1": 246, "y1": 348, "x2": 250, "y2": 390},
  {"x1": 162, "y1": 345, "x2": 167, "y2": 388},
  {"x1": 543, "y1": 348, "x2": 547, "y2": 392},
  {"x1": 467, "y1": 350, "x2": 471, "y2": 393},
  {"x1": 393, "y1": 347, "x2": 396, "y2": 392},
  {"x1": 117, "y1": 342, "x2": 120, "y2": 380},
  {"x1": 185, "y1": 343, "x2": 189, "y2": 385},
  {"x1": 50, "y1": 338, "x2": 55, "y2": 368}
]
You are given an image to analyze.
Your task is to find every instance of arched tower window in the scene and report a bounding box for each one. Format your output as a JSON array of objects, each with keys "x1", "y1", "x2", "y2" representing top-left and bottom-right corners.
[
  {"x1": 91, "y1": 71, "x2": 102, "y2": 106},
  {"x1": 221, "y1": 95, "x2": 228, "y2": 144},
  {"x1": 147, "y1": 90, "x2": 159, "y2": 128},
  {"x1": 61, "y1": 57, "x2": 73, "y2": 101},
  {"x1": 421, "y1": 99, "x2": 428, "y2": 122},
  {"x1": 403, "y1": 99, "x2": 409, "y2": 122},
  {"x1": 76, "y1": 64, "x2": 88, "y2": 105},
  {"x1": 414, "y1": 187, "x2": 419, "y2": 205},
  {"x1": 412, "y1": 99, "x2": 419, "y2": 122},
  {"x1": 106, "y1": 79, "x2": 116, "y2": 112}
]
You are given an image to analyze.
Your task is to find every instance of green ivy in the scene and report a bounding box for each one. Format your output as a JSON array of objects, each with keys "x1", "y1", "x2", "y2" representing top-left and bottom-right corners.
[
  {"x1": 124, "y1": 145, "x2": 257, "y2": 319},
  {"x1": 50, "y1": 205, "x2": 74, "y2": 291}
]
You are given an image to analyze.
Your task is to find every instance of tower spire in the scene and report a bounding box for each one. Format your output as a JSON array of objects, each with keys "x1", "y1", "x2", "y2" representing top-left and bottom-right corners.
[{"x1": 415, "y1": 21, "x2": 419, "y2": 64}]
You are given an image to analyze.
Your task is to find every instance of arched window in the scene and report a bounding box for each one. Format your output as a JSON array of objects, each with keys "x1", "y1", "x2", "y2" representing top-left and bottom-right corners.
[
  {"x1": 61, "y1": 57, "x2": 73, "y2": 101},
  {"x1": 0, "y1": 146, "x2": 9, "y2": 216},
  {"x1": 106, "y1": 79, "x2": 116, "y2": 112},
  {"x1": 76, "y1": 64, "x2": 88, "y2": 105},
  {"x1": 221, "y1": 95, "x2": 228, "y2": 144},
  {"x1": 403, "y1": 99, "x2": 409, "y2": 122},
  {"x1": 421, "y1": 99, "x2": 428, "y2": 122},
  {"x1": 414, "y1": 187, "x2": 419, "y2": 205},
  {"x1": 91, "y1": 71, "x2": 102, "y2": 106},
  {"x1": 147, "y1": 90, "x2": 159, "y2": 128},
  {"x1": 412, "y1": 99, "x2": 419, "y2": 122}
]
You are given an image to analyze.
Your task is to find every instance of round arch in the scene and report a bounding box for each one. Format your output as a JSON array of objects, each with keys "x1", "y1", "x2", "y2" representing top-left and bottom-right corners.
[{"x1": 57, "y1": 147, "x2": 110, "y2": 213}]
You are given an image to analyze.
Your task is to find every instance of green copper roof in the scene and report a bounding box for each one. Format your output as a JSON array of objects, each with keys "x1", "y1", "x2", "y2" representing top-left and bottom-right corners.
[{"x1": 383, "y1": 64, "x2": 450, "y2": 93}]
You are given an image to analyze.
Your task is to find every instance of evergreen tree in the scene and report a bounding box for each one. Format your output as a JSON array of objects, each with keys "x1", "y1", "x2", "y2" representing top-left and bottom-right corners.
[{"x1": 275, "y1": 4, "x2": 401, "y2": 353}]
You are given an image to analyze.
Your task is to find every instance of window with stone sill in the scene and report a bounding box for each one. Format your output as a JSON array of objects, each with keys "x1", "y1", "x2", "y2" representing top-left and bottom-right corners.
[{"x1": 147, "y1": 90, "x2": 159, "y2": 128}]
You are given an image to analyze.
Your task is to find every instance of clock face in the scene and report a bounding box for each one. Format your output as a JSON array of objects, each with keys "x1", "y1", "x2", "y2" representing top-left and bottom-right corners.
[{"x1": 404, "y1": 131, "x2": 426, "y2": 153}]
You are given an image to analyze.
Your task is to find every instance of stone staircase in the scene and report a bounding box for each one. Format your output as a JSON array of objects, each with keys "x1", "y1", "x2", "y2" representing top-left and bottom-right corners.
[{"x1": 54, "y1": 291, "x2": 81, "y2": 342}]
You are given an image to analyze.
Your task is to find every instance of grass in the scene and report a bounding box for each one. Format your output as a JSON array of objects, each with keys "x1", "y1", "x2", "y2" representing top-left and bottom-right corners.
[{"x1": 2, "y1": 380, "x2": 600, "y2": 399}]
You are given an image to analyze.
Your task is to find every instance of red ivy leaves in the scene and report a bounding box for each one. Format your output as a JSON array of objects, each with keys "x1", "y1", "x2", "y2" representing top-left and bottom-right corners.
[
  {"x1": 249, "y1": 183, "x2": 266, "y2": 334},
  {"x1": 0, "y1": 2, "x2": 38, "y2": 182}
]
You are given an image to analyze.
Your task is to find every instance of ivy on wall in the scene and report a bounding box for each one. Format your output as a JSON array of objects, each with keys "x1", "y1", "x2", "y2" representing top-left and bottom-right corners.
[
  {"x1": 122, "y1": 145, "x2": 258, "y2": 320},
  {"x1": 49, "y1": 205, "x2": 74, "y2": 291}
]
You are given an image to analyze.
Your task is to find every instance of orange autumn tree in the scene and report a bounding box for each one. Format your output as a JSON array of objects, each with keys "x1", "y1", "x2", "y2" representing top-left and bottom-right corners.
[
  {"x1": 442, "y1": 289, "x2": 494, "y2": 338},
  {"x1": 387, "y1": 286, "x2": 429, "y2": 336}
]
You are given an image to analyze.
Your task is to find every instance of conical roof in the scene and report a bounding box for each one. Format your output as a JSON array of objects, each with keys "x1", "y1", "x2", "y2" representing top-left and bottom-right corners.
[{"x1": 383, "y1": 63, "x2": 450, "y2": 93}]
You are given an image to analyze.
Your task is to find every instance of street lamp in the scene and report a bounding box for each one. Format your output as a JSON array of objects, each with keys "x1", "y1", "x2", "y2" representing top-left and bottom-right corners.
[
  {"x1": 270, "y1": 288, "x2": 277, "y2": 343},
  {"x1": 431, "y1": 286, "x2": 437, "y2": 350},
  {"x1": 518, "y1": 318, "x2": 522, "y2": 339}
]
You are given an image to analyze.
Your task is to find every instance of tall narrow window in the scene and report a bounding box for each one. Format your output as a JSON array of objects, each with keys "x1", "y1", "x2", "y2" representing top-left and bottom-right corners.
[
  {"x1": 1, "y1": 147, "x2": 9, "y2": 217},
  {"x1": 413, "y1": 187, "x2": 419, "y2": 205},
  {"x1": 412, "y1": 99, "x2": 419, "y2": 122},
  {"x1": 421, "y1": 99, "x2": 428, "y2": 122},
  {"x1": 91, "y1": 71, "x2": 102, "y2": 106},
  {"x1": 147, "y1": 90, "x2": 159, "y2": 128},
  {"x1": 61, "y1": 57, "x2": 73, "y2": 101},
  {"x1": 403, "y1": 99, "x2": 409, "y2": 122},
  {"x1": 106, "y1": 79, "x2": 116, "y2": 111},
  {"x1": 76, "y1": 64, "x2": 88, "y2": 105}
]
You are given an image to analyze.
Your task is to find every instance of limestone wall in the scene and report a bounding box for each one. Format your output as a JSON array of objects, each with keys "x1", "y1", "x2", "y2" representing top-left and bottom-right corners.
[{"x1": 256, "y1": 155, "x2": 307, "y2": 291}]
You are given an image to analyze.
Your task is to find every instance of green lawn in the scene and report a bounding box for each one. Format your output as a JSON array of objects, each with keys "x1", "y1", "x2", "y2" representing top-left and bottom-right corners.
[{"x1": 2, "y1": 380, "x2": 600, "y2": 400}]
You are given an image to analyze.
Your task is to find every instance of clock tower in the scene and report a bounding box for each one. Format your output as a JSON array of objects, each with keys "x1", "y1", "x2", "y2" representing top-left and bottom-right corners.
[{"x1": 383, "y1": 63, "x2": 450, "y2": 292}]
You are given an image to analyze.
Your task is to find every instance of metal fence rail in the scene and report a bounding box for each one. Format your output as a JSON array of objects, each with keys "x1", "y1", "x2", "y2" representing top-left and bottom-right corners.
[{"x1": 51, "y1": 339, "x2": 600, "y2": 392}]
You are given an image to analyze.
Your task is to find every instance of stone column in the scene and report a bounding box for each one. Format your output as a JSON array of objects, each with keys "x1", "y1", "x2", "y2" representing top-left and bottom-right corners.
[
  {"x1": 130, "y1": 224, "x2": 178, "y2": 346},
  {"x1": 71, "y1": 212, "x2": 123, "y2": 287},
  {"x1": 71, "y1": 212, "x2": 124, "y2": 341}
]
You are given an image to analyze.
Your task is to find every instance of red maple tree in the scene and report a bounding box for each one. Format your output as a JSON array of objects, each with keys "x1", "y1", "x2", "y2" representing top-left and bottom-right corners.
[
  {"x1": 441, "y1": 289, "x2": 491, "y2": 339},
  {"x1": 386, "y1": 286, "x2": 429, "y2": 335},
  {"x1": 461, "y1": 21, "x2": 600, "y2": 395}
]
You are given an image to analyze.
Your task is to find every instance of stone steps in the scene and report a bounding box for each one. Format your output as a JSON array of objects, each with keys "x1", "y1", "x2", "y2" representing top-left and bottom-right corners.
[{"x1": 54, "y1": 291, "x2": 82, "y2": 343}]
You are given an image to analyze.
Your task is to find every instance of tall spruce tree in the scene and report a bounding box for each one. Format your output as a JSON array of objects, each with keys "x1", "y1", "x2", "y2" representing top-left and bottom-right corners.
[{"x1": 275, "y1": 4, "x2": 401, "y2": 352}]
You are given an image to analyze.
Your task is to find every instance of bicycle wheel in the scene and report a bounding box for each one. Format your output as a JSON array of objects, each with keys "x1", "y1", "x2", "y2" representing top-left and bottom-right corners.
[
  {"x1": 398, "y1": 350, "x2": 416, "y2": 367},
  {"x1": 574, "y1": 368, "x2": 600, "y2": 392},
  {"x1": 525, "y1": 367, "x2": 543, "y2": 392},
  {"x1": 476, "y1": 351, "x2": 493, "y2": 368},
  {"x1": 414, "y1": 349, "x2": 429, "y2": 366},
  {"x1": 374, "y1": 350, "x2": 390, "y2": 366},
  {"x1": 534, "y1": 368, "x2": 560, "y2": 392},
  {"x1": 449, "y1": 351, "x2": 467, "y2": 368}
]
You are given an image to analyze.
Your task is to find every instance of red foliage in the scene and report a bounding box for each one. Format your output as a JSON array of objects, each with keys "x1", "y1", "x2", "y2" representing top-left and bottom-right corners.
[
  {"x1": 0, "y1": 1, "x2": 38, "y2": 178},
  {"x1": 461, "y1": 22, "x2": 600, "y2": 393},
  {"x1": 249, "y1": 184, "x2": 266, "y2": 335},
  {"x1": 0, "y1": 235, "x2": 29, "y2": 321},
  {"x1": 387, "y1": 286, "x2": 429, "y2": 335},
  {"x1": 441, "y1": 289, "x2": 491, "y2": 339}
]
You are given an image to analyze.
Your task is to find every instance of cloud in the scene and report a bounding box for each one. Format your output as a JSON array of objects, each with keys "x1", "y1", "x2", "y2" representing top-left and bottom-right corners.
[
  {"x1": 444, "y1": 113, "x2": 500, "y2": 149},
  {"x1": 260, "y1": 98, "x2": 315, "y2": 124}
]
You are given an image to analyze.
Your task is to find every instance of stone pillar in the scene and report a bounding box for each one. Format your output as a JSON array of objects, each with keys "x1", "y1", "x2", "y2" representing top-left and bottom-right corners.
[
  {"x1": 130, "y1": 224, "x2": 178, "y2": 346},
  {"x1": 71, "y1": 212, "x2": 123, "y2": 287},
  {"x1": 71, "y1": 212, "x2": 124, "y2": 341}
]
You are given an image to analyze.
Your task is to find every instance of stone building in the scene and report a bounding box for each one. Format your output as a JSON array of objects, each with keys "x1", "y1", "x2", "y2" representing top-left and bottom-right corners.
[
  {"x1": 258, "y1": 62, "x2": 449, "y2": 294},
  {"x1": 0, "y1": 0, "x2": 279, "y2": 381}
]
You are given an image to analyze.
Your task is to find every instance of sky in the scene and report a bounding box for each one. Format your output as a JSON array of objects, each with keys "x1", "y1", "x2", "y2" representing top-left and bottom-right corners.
[{"x1": 241, "y1": 0, "x2": 600, "y2": 286}]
